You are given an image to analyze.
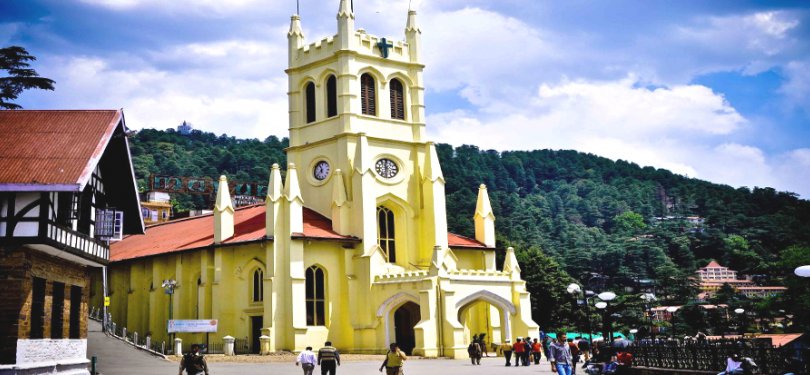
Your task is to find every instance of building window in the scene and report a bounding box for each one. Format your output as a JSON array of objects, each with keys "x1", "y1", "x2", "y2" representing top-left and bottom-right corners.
[
  {"x1": 305, "y1": 82, "x2": 316, "y2": 123},
  {"x1": 51, "y1": 282, "x2": 65, "y2": 339},
  {"x1": 326, "y1": 75, "x2": 337, "y2": 117},
  {"x1": 361, "y1": 73, "x2": 376, "y2": 116},
  {"x1": 305, "y1": 266, "x2": 325, "y2": 326},
  {"x1": 377, "y1": 206, "x2": 396, "y2": 263},
  {"x1": 31, "y1": 277, "x2": 46, "y2": 339},
  {"x1": 69, "y1": 286, "x2": 82, "y2": 339},
  {"x1": 389, "y1": 78, "x2": 405, "y2": 120},
  {"x1": 252, "y1": 269, "x2": 263, "y2": 302}
]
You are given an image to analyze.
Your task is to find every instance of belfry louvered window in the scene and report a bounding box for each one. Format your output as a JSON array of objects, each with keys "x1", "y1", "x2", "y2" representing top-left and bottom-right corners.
[
  {"x1": 326, "y1": 75, "x2": 337, "y2": 117},
  {"x1": 305, "y1": 82, "x2": 316, "y2": 123},
  {"x1": 377, "y1": 206, "x2": 396, "y2": 263},
  {"x1": 389, "y1": 79, "x2": 405, "y2": 120},
  {"x1": 361, "y1": 73, "x2": 376, "y2": 116},
  {"x1": 253, "y1": 269, "x2": 263, "y2": 302}
]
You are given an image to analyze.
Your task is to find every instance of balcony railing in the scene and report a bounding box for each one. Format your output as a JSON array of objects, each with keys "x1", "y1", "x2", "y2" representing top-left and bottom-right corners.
[{"x1": 46, "y1": 222, "x2": 109, "y2": 263}]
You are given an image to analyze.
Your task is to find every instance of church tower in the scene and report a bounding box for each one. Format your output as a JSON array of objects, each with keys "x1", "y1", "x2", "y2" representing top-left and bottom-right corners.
[{"x1": 285, "y1": 1, "x2": 443, "y2": 271}]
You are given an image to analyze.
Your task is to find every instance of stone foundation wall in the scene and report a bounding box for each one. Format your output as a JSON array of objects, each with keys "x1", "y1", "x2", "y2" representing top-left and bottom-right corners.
[{"x1": 0, "y1": 246, "x2": 91, "y2": 367}]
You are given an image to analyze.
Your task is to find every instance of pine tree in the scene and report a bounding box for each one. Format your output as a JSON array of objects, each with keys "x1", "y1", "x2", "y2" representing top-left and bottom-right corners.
[{"x1": 0, "y1": 46, "x2": 55, "y2": 109}]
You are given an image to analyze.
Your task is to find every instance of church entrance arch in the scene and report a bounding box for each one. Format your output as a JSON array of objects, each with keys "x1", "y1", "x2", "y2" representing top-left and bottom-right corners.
[
  {"x1": 456, "y1": 291, "x2": 516, "y2": 349},
  {"x1": 393, "y1": 302, "x2": 420, "y2": 355}
]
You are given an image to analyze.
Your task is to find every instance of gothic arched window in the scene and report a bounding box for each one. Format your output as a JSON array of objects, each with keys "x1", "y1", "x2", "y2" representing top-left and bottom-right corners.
[
  {"x1": 326, "y1": 75, "x2": 337, "y2": 117},
  {"x1": 305, "y1": 82, "x2": 316, "y2": 123},
  {"x1": 389, "y1": 78, "x2": 405, "y2": 120},
  {"x1": 252, "y1": 268, "x2": 263, "y2": 302},
  {"x1": 361, "y1": 73, "x2": 376, "y2": 116},
  {"x1": 377, "y1": 206, "x2": 396, "y2": 263},
  {"x1": 305, "y1": 266, "x2": 326, "y2": 326}
]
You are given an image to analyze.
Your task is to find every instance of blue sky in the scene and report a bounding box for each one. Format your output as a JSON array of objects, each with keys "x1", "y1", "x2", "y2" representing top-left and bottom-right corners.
[{"x1": 2, "y1": 0, "x2": 809, "y2": 198}]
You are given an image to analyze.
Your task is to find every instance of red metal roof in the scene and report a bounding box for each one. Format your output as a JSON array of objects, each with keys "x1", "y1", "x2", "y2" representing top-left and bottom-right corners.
[
  {"x1": 111, "y1": 205, "x2": 358, "y2": 262},
  {"x1": 0, "y1": 110, "x2": 121, "y2": 190},
  {"x1": 704, "y1": 260, "x2": 723, "y2": 268},
  {"x1": 447, "y1": 232, "x2": 490, "y2": 249},
  {"x1": 111, "y1": 204, "x2": 491, "y2": 261}
]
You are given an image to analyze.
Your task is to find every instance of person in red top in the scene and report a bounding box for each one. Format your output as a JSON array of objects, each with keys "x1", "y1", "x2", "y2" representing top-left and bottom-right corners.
[
  {"x1": 616, "y1": 351, "x2": 633, "y2": 374},
  {"x1": 531, "y1": 338, "x2": 543, "y2": 364},
  {"x1": 512, "y1": 338, "x2": 526, "y2": 367}
]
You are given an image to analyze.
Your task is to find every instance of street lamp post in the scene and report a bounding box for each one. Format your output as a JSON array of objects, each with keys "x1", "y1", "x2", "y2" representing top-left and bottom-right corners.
[
  {"x1": 162, "y1": 279, "x2": 177, "y2": 342},
  {"x1": 598, "y1": 291, "x2": 616, "y2": 342},
  {"x1": 666, "y1": 306, "x2": 679, "y2": 339},
  {"x1": 795, "y1": 265, "x2": 810, "y2": 278},
  {"x1": 640, "y1": 293, "x2": 657, "y2": 341},
  {"x1": 568, "y1": 283, "x2": 597, "y2": 346},
  {"x1": 734, "y1": 308, "x2": 746, "y2": 335}
]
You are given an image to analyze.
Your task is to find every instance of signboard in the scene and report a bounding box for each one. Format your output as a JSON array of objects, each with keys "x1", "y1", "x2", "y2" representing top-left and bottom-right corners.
[
  {"x1": 149, "y1": 174, "x2": 267, "y2": 198},
  {"x1": 104, "y1": 297, "x2": 110, "y2": 307},
  {"x1": 168, "y1": 319, "x2": 218, "y2": 333}
]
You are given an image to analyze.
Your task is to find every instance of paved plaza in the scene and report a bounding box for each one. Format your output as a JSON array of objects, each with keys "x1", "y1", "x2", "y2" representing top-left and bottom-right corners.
[{"x1": 88, "y1": 321, "x2": 556, "y2": 375}]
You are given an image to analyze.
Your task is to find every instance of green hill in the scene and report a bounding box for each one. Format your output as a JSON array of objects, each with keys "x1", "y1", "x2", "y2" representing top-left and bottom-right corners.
[{"x1": 129, "y1": 128, "x2": 810, "y2": 332}]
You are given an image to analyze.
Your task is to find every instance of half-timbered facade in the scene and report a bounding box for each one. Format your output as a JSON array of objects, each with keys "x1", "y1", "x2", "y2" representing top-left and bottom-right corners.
[{"x1": 0, "y1": 110, "x2": 144, "y2": 375}]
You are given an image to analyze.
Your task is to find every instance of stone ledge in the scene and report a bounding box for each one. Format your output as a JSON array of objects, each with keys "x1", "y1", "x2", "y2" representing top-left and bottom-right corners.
[{"x1": 629, "y1": 366, "x2": 717, "y2": 375}]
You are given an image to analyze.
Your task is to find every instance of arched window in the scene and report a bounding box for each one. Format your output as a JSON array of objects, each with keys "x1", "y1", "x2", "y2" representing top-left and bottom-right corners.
[
  {"x1": 326, "y1": 75, "x2": 337, "y2": 117},
  {"x1": 305, "y1": 266, "x2": 326, "y2": 326},
  {"x1": 252, "y1": 269, "x2": 263, "y2": 302},
  {"x1": 389, "y1": 79, "x2": 405, "y2": 120},
  {"x1": 305, "y1": 82, "x2": 316, "y2": 123},
  {"x1": 377, "y1": 206, "x2": 396, "y2": 263},
  {"x1": 361, "y1": 73, "x2": 376, "y2": 116}
]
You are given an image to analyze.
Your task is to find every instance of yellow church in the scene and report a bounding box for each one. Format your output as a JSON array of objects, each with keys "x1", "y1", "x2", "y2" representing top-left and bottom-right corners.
[{"x1": 98, "y1": 1, "x2": 539, "y2": 357}]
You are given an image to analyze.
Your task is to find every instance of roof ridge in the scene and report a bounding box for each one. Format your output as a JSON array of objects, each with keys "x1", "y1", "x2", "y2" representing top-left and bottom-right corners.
[{"x1": 145, "y1": 203, "x2": 264, "y2": 228}]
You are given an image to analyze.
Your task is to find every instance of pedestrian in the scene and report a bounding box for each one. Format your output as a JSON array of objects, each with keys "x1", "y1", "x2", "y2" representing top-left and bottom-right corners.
[
  {"x1": 718, "y1": 353, "x2": 743, "y2": 375},
  {"x1": 178, "y1": 344, "x2": 209, "y2": 375},
  {"x1": 318, "y1": 341, "x2": 341, "y2": 375},
  {"x1": 500, "y1": 339, "x2": 513, "y2": 366},
  {"x1": 467, "y1": 340, "x2": 482, "y2": 365},
  {"x1": 379, "y1": 343, "x2": 407, "y2": 375},
  {"x1": 512, "y1": 338, "x2": 525, "y2": 367},
  {"x1": 577, "y1": 337, "x2": 591, "y2": 362},
  {"x1": 532, "y1": 338, "x2": 543, "y2": 364},
  {"x1": 479, "y1": 334, "x2": 489, "y2": 357},
  {"x1": 543, "y1": 336, "x2": 553, "y2": 360},
  {"x1": 523, "y1": 337, "x2": 532, "y2": 366},
  {"x1": 567, "y1": 338, "x2": 581, "y2": 374},
  {"x1": 296, "y1": 346, "x2": 317, "y2": 375},
  {"x1": 549, "y1": 332, "x2": 573, "y2": 375}
]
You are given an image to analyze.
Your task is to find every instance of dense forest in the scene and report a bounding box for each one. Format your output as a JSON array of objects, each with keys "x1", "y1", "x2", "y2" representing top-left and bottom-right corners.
[{"x1": 129, "y1": 128, "x2": 810, "y2": 334}]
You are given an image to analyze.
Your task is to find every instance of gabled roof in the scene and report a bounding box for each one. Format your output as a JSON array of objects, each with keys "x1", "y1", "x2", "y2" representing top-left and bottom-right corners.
[
  {"x1": 0, "y1": 110, "x2": 144, "y2": 234},
  {"x1": 704, "y1": 260, "x2": 723, "y2": 268},
  {"x1": 111, "y1": 204, "x2": 492, "y2": 262},
  {"x1": 0, "y1": 110, "x2": 121, "y2": 190},
  {"x1": 111, "y1": 205, "x2": 359, "y2": 262},
  {"x1": 448, "y1": 232, "x2": 491, "y2": 249}
]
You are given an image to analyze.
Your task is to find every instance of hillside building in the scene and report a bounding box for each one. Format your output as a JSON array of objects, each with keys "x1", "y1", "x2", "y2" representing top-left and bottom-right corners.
[
  {"x1": 98, "y1": 2, "x2": 538, "y2": 357},
  {"x1": 0, "y1": 110, "x2": 144, "y2": 375},
  {"x1": 696, "y1": 260, "x2": 786, "y2": 300}
]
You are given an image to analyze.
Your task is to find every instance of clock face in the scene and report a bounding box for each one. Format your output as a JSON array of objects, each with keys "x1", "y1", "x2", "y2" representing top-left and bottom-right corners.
[
  {"x1": 375, "y1": 158, "x2": 398, "y2": 179},
  {"x1": 313, "y1": 161, "x2": 330, "y2": 181}
]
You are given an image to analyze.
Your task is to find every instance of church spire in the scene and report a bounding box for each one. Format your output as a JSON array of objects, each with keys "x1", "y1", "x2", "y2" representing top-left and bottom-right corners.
[
  {"x1": 214, "y1": 175, "x2": 234, "y2": 244},
  {"x1": 337, "y1": 0, "x2": 355, "y2": 49},
  {"x1": 284, "y1": 163, "x2": 304, "y2": 233},
  {"x1": 265, "y1": 163, "x2": 283, "y2": 237},
  {"x1": 405, "y1": 9, "x2": 421, "y2": 62},
  {"x1": 288, "y1": 15, "x2": 304, "y2": 66},
  {"x1": 474, "y1": 184, "x2": 496, "y2": 247}
]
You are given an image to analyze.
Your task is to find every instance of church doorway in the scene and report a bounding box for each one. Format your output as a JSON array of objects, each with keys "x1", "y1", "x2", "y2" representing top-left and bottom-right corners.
[
  {"x1": 458, "y1": 300, "x2": 504, "y2": 352},
  {"x1": 393, "y1": 302, "x2": 420, "y2": 355},
  {"x1": 250, "y1": 316, "x2": 263, "y2": 354}
]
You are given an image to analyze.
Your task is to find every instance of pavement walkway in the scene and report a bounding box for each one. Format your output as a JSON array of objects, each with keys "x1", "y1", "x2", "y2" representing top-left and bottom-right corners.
[{"x1": 88, "y1": 320, "x2": 557, "y2": 374}]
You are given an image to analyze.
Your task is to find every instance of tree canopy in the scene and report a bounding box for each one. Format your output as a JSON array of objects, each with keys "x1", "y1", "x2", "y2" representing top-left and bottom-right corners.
[{"x1": 0, "y1": 46, "x2": 55, "y2": 109}]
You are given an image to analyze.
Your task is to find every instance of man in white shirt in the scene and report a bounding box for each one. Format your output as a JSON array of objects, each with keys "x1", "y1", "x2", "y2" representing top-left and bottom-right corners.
[{"x1": 297, "y1": 346, "x2": 317, "y2": 375}]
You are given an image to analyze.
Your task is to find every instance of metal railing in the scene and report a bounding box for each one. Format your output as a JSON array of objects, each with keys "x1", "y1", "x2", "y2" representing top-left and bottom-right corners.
[{"x1": 629, "y1": 339, "x2": 808, "y2": 374}]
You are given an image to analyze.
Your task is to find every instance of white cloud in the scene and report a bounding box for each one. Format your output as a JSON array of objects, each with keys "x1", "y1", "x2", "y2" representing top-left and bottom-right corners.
[
  {"x1": 428, "y1": 77, "x2": 809, "y2": 197},
  {"x1": 78, "y1": 0, "x2": 264, "y2": 14}
]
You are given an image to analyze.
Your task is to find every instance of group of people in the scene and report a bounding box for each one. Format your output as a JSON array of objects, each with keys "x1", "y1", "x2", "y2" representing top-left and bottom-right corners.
[
  {"x1": 494, "y1": 337, "x2": 545, "y2": 367},
  {"x1": 295, "y1": 341, "x2": 408, "y2": 375}
]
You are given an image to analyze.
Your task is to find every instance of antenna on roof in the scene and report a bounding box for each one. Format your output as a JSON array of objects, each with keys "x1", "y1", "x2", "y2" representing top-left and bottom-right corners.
[
  {"x1": 408, "y1": 0, "x2": 412, "y2": 10},
  {"x1": 296, "y1": 0, "x2": 300, "y2": 15},
  {"x1": 351, "y1": 0, "x2": 354, "y2": 12}
]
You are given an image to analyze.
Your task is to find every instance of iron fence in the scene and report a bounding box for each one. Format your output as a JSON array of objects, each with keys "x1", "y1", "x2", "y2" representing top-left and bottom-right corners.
[
  {"x1": 630, "y1": 340, "x2": 808, "y2": 374},
  {"x1": 234, "y1": 337, "x2": 250, "y2": 355}
]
